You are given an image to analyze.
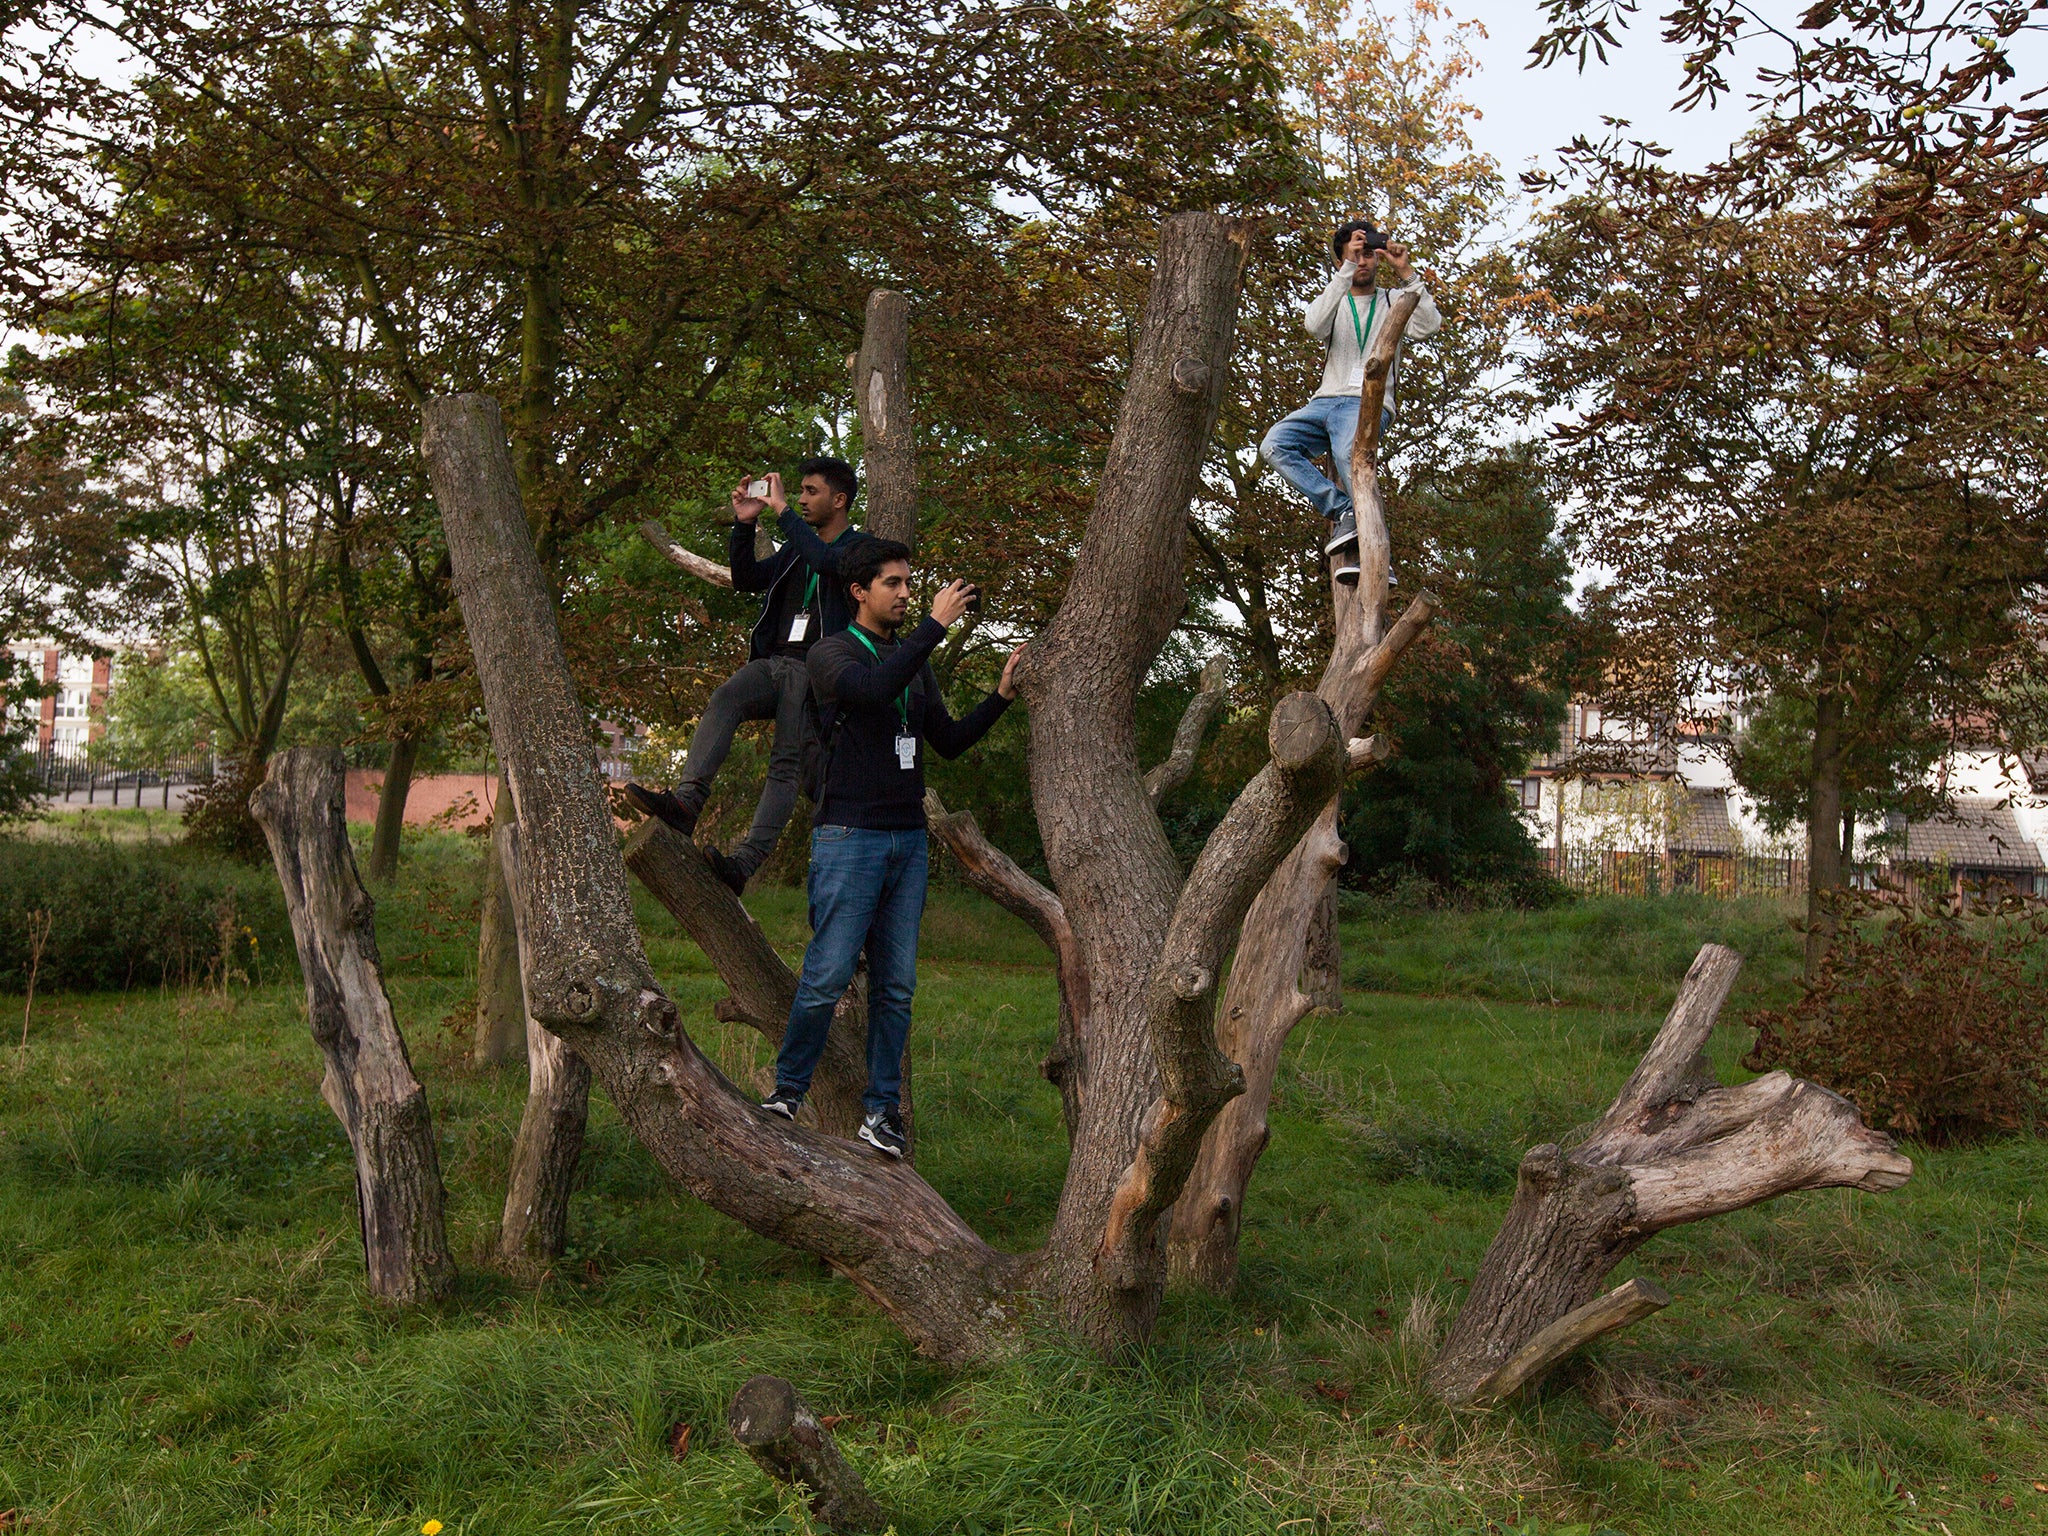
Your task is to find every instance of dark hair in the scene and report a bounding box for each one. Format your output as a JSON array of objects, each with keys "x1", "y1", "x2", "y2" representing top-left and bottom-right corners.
[
  {"x1": 798, "y1": 455, "x2": 859, "y2": 510},
  {"x1": 1330, "y1": 219, "x2": 1379, "y2": 260},
  {"x1": 842, "y1": 537, "x2": 911, "y2": 600}
]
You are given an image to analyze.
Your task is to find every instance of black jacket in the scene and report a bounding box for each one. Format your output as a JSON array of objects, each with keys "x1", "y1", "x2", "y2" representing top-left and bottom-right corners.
[
  {"x1": 728, "y1": 511, "x2": 869, "y2": 661},
  {"x1": 806, "y1": 617, "x2": 1011, "y2": 830}
]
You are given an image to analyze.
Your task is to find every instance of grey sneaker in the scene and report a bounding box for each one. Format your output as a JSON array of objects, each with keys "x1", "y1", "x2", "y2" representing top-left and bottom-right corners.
[
  {"x1": 858, "y1": 1107, "x2": 908, "y2": 1159},
  {"x1": 1330, "y1": 542, "x2": 1361, "y2": 586},
  {"x1": 1323, "y1": 508, "x2": 1358, "y2": 555},
  {"x1": 760, "y1": 1089, "x2": 804, "y2": 1121}
]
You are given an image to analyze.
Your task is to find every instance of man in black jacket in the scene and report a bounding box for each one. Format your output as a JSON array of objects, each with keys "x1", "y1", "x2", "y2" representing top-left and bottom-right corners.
[
  {"x1": 626, "y1": 456, "x2": 868, "y2": 892},
  {"x1": 759, "y1": 538, "x2": 1023, "y2": 1158}
]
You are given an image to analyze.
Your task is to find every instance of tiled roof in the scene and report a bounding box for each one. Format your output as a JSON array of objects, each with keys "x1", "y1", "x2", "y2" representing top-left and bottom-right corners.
[
  {"x1": 1668, "y1": 788, "x2": 1738, "y2": 855},
  {"x1": 1900, "y1": 799, "x2": 2044, "y2": 873}
]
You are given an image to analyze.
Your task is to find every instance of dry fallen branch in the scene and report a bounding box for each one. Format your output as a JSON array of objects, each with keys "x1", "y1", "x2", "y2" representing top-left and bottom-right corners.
[
  {"x1": 728, "y1": 1375, "x2": 884, "y2": 1532},
  {"x1": 1427, "y1": 943, "x2": 1912, "y2": 1405}
]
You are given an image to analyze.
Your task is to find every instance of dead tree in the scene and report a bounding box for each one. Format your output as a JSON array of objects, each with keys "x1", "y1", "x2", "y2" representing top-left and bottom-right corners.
[
  {"x1": 1168, "y1": 292, "x2": 1438, "y2": 1291},
  {"x1": 1427, "y1": 943, "x2": 1912, "y2": 1406},
  {"x1": 728, "y1": 1375, "x2": 884, "y2": 1532},
  {"x1": 422, "y1": 214, "x2": 1434, "y2": 1358},
  {"x1": 251, "y1": 747, "x2": 456, "y2": 1303},
  {"x1": 494, "y1": 813, "x2": 592, "y2": 1271}
]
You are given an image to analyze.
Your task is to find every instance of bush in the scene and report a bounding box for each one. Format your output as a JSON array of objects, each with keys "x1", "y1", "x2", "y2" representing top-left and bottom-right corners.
[
  {"x1": 0, "y1": 837, "x2": 294, "y2": 992},
  {"x1": 1743, "y1": 888, "x2": 2048, "y2": 1143},
  {"x1": 181, "y1": 753, "x2": 270, "y2": 861}
]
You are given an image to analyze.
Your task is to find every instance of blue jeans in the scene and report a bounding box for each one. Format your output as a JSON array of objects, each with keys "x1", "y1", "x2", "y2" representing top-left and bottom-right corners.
[
  {"x1": 1260, "y1": 396, "x2": 1394, "y2": 522},
  {"x1": 774, "y1": 826, "x2": 928, "y2": 1115}
]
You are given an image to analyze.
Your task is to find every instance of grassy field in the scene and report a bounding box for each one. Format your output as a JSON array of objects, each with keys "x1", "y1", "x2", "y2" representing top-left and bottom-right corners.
[{"x1": 2, "y1": 815, "x2": 2045, "y2": 1534}]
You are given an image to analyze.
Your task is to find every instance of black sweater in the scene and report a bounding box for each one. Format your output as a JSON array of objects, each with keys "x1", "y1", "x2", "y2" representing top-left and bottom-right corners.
[
  {"x1": 807, "y1": 617, "x2": 1011, "y2": 830},
  {"x1": 727, "y1": 512, "x2": 868, "y2": 661}
]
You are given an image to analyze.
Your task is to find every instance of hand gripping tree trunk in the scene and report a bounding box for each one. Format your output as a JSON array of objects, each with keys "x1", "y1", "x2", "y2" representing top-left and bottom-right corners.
[
  {"x1": 1168, "y1": 289, "x2": 1438, "y2": 1292},
  {"x1": 425, "y1": 214, "x2": 1384, "y2": 1359},
  {"x1": 250, "y1": 747, "x2": 456, "y2": 1303},
  {"x1": 494, "y1": 811, "x2": 593, "y2": 1272},
  {"x1": 1427, "y1": 943, "x2": 1912, "y2": 1405}
]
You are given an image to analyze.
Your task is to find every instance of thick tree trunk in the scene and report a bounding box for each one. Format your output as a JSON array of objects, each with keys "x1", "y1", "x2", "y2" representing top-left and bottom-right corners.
[
  {"x1": 366, "y1": 733, "x2": 418, "y2": 884},
  {"x1": 426, "y1": 392, "x2": 1013, "y2": 1363},
  {"x1": 475, "y1": 770, "x2": 528, "y2": 1065},
  {"x1": 1804, "y1": 689, "x2": 1846, "y2": 980},
  {"x1": 1301, "y1": 881, "x2": 1344, "y2": 1015},
  {"x1": 853, "y1": 290, "x2": 917, "y2": 550},
  {"x1": 729, "y1": 1375, "x2": 885, "y2": 1533},
  {"x1": 250, "y1": 747, "x2": 456, "y2": 1303},
  {"x1": 1427, "y1": 943, "x2": 1911, "y2": 1405},
  {"x1": 494, "y1": 813, "x2": 591, "y2": 1271},
  {"x1": 1167, "y1": 293, "x2": 1435, "y2": 1292}
]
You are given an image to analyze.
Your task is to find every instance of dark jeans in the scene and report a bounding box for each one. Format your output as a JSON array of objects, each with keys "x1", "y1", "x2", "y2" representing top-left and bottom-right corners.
[
  {"x1": 774, "y1": 825, "x2": 928, "y2": 1115},
  {"x1": 674, "y1": 654, "x2": 812, "y2": 875}
]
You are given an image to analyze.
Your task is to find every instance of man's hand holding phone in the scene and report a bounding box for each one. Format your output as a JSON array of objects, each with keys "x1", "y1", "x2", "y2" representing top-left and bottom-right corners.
[
  {"x1": 730, "y1": 471, "x2": 788, "y2": 525},
  {"x1": 931, "y1": 579, "x2": 979, "y2": 627}
]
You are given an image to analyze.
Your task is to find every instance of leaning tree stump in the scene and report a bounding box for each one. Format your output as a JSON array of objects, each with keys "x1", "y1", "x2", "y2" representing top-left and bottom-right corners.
[
  {"x1": 250, "y1": 748, "x2": 456, "y2": 1303},
  {"x1": 1427, "y1": 942, "x2": 1912, "y2": 1406},
  {"x1": 728, "y1": 1375, "x2": 884, "y2": 1532}
]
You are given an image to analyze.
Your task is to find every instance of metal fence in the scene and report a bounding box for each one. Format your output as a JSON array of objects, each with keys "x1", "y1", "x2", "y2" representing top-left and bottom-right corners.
[
  {"x1": 1547, "y1": 847, "x2": 1808, "y2": 900},
  {"x1": 23, "y1": 742, "x2": 215, "y2": 808}
]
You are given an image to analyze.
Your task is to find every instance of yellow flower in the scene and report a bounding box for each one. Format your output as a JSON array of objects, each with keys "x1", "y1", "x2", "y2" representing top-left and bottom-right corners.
[{"x1": 422, "y1": 1522, "x2": 443, "y2": 1535}]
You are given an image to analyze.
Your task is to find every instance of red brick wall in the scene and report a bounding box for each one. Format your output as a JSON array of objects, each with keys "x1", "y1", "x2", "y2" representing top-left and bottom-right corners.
[{"x1": 344, "y1": 769, "x2": 500, "y2": 829}]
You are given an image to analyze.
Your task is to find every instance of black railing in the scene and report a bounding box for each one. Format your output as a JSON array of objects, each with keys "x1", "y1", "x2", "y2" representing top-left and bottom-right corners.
[{"x1": 24, "y1": 742, "x2": 215, "y2": 807}]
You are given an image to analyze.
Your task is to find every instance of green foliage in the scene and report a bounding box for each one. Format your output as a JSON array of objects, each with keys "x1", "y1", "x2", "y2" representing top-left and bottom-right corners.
[
  {"x1": 179, "y1": 753, "x2": 271, "y2": 863},
  {"x1": 1343, "y1": 452, "x2": 1579, "y2": 898},
  {"x1": 1746, "y1": 889, "x2": 2048, "y2": 1143},
  {"x1": 0, "y1": 832, "x2": 292, "y2": 992},
  {"x1": 1730, "y1": 691, "x2": 1945, "y2": 849}
]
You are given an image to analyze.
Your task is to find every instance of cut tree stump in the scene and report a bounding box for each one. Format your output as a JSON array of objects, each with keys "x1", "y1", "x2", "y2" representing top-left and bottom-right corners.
[
  {"x1": 1427, "y1": 942, "x2": 1913, "y2": 1405},
  {"x1": 250, "y1": 747, "x2": 456, "y2": 1303},
  {"x1": 728, "y1": 1375, "x2": 885, "y2": 1532}
]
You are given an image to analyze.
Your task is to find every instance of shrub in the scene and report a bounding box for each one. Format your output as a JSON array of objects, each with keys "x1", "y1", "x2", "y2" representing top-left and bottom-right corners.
[
  {"x1": 0, "y1": 837, "x2": 294, "y2": 992},
  {"x1": 181, "y1": 752, "x2": 270, "y2": 861},
  {"x1": 1743, "y1": 887, "x2": 2048, "y2": 1143}
]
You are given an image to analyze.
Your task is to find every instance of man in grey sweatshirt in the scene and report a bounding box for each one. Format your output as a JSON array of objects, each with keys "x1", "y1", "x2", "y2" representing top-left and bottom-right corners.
[{"x1": 1259, "y1": 219, "x2": 1441, "y2": 585}]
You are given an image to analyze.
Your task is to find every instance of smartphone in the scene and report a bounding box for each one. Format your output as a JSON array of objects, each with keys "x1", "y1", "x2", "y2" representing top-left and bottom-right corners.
[
  {"x1": 965, "y1": 584, "x2": 983, "y2": 614},
  {"x1": 746, "y1": 478, "x2": 771, "y2": 500}
]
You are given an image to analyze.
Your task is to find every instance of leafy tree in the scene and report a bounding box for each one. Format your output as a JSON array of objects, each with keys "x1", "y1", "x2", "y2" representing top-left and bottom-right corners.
[{"x1": 1728, "y1": 691, "x2": 1946, "y2": 862}]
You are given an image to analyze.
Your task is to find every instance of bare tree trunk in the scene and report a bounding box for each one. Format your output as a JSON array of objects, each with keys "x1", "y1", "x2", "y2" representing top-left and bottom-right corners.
[
  {"x1": 366, "y1": 733, "x2": 419, "y2": 884},
  {"x1": 729, "y1": 1376, "x2": 885, "y2": 1533},
  {"x1": 250, "y1": 747, "x2": 456, "y2": 1303},
  {"x1": 854, "y1": 290, "x2": 917, "y2": 550},
  {"x1": 1143, "y1": 655, "x2": 1230, "y2": 809},
  {"x1": 1427, "y1": 944, "x2": 1911, "y2": 1405},
  {"x1": 1168, "y1": 293, "x2": 1436, "y2": 1293},
  {"x1": 1301, "y1": 882, "x2": 1343, "y2": 1015},
  {"x1": 1806, "y1": 688, "x2": 1846, "y2": 979},
  {"x1": 494, "y1": 813, "x2": 591, "y2": 1271},
  {"x1": 474, "y1": 769, "x2": 528, "y2": 1065}
]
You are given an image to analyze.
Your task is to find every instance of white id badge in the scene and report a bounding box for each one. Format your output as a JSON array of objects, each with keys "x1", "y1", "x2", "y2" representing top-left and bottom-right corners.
[
  {"x1": 786, "y1": 612, "x2": 811, "y2": 643},
  {"x1": 895, "y1": 734, "x2": 917, "y2": 770}
]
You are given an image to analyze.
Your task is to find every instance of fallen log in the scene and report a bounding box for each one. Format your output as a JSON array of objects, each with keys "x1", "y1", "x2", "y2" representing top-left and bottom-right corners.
[
  {"x1": 729, "y1": 1375, "x2": 885, "y2": 1532},
  {"x1": 1427, "y1": 942, "x2": 1913, "y2": 1405}
]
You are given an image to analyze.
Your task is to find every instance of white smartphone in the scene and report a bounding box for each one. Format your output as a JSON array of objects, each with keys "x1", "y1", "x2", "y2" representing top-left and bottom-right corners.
[{"x1": 746, "y1": 477, "x2": 772, "y2": 499}]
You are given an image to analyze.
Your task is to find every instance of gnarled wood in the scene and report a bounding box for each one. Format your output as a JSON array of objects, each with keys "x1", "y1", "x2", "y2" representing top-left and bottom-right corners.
[
  {"x1": 1469, "y1": 1277, "x2": 1671, "y2": 1406},
  {"x1": 638, "y1": 518, "x2": 733, "y2": 587},
  {"x1": 1427, "y1": 943, "x2": 1913, "y2": 1405},
  {"x1": 425, "y1": 391, "x2": 1010, "y2": 1362},
  {"x1": 728, "y1": 1375, "x2": 884, "y2": 1532},
  {"x1": 495, "y1": 812, "x2": 591, "y2": 1272},
  {"x1": 250, "y1": 747, "x2": 455, "y2": 1303},
  {"x1": 1167, "y1": 290, "x2": 1436, "y2": 1291},
  {"x1": 853, "y1": 290, "x2": 918, "y2": 550},
  {"x1": 1144, "y1": 655, "x2": 1230, "y2": 808},
  {"x1": 622, "y1": 817, "x2": 869, "y2": 1138}
]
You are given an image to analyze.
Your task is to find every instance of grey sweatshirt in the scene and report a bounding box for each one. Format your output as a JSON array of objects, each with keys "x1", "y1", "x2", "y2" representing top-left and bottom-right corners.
[{"x1": 1302, "y1": 261, "x2": 1442, "y2": 408}]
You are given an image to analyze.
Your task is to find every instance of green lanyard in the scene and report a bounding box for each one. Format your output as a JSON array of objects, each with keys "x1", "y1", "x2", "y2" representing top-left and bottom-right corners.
[
  {"x1": 1347, "y1": 290, "x2": 1379, "y2": 354},
  {"x1": 848, "y1": 627, "x2": 910, "y2": 730},
  {"x1": 800, "y1": 570, "x2": 818, "y2": 613}
]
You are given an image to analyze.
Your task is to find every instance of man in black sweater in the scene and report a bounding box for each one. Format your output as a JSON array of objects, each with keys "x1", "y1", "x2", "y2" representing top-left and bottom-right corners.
[
  {"x1": 626, "y1": 457, "x2": 868, "y2": 892},
  {"x1": 760, "y1": 538, "x2": 1023, "y2": 1157}
]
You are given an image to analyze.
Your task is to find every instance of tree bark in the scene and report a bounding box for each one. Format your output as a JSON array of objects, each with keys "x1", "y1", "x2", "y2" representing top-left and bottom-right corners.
[
  {"x1": 250, "y1": 747, "x2": 456, "y2": 1304},
  {"x1": 853, "y1": 290, "x2": 917, "y2": 550},
  {"x1": 1143, "y1": 655, "x2": 1230, "y2": 809},
  {"x1": 475, "y1": 769, "x2": 529, "y2": 1065},
  {"x1": 1806, "y1": 688, "x2": 1846, "y2": 980},
  {"x1": 1301, "y1": 881, "x2": 1343, "y2": 1015},
  {"x1": 366, "y1": 732, "x2": 419, "y2": 884},
  {"x1": 426, "y1": 392, "x2": 1011, "y2": 1362},
  {"x1": 1167, "y1": 291, "x2": 1435, "y2": 1293},
  {"x1": 494, "y1": 812, "x2": 591, "y2": 1272},
  {"x1": 1426, "y1": 943, "x2": 1911, "y2": 1405},
  {"x1": 728, "y1": 1375, "x2": 885, "y2": 1533},
  {"x1": 623, "y1": 818, "x2": 872, "y2": 1140}
]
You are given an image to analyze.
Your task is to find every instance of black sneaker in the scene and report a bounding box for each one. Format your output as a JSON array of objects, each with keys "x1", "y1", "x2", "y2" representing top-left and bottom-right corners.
[
  {"x1": 1322, "y1": 508, "x2": 1358, "y2": 555},
  {"x1": 1330, "y1": 542, "x2": 1361, "y2": 586},
  {"x1": 625, "y1": 783, "x2": 697, "y2": 837},
  {"x1": 858, "y1": 1107, "x2": 908, "y2": 1159},
  {"x1": 703, "y1": 845, "x2": 750, "y2": 896},
  {"x1": 760, "y1": 1089, "x2": 804, "y2": 1121}
]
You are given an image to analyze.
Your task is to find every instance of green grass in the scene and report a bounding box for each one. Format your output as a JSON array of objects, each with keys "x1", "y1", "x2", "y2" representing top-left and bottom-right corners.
[{"x1": 2, "y1": 822, "x2": 2045, "y2": 1534}]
